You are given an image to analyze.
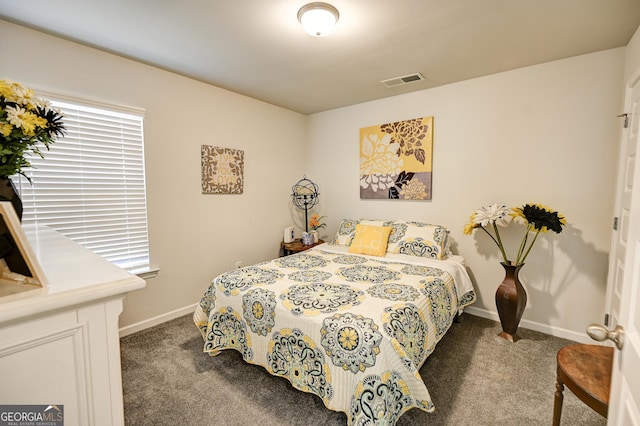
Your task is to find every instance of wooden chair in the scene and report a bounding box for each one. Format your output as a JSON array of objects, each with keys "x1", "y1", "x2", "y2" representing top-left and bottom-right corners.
[{"x1": 552, "y1": 344, "x2": 613, "y2": 425}]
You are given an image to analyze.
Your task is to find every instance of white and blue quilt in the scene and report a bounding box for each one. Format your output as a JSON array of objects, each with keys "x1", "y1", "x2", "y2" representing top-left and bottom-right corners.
[{"x1": 193, "y1": 243, "x2": 475, "y2": 425}]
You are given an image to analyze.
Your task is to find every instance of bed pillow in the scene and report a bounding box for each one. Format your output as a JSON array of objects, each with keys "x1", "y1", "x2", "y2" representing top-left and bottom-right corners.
[
  {"x1": 331, "y1": 219, "x2": 388, "y2": 246},
  {"x1": 348, "y1": 224, "x2": 393, "y2": 256},
  {"x1": 331, "y1": 219, "x2": 357, "y2": 246},
  {"x1": 386, "y1": 221, "x2": 450, "y2": 259}
]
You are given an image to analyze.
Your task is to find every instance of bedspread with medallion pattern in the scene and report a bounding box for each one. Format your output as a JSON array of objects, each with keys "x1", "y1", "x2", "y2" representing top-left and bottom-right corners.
[{"x1": 193, "y1": 243, "x2": 476, "y2": 425}]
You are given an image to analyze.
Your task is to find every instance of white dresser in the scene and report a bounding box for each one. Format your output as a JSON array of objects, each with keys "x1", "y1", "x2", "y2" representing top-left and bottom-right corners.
[{"x1": 0, "y1": 226, "x2": 146, "y2": 425}]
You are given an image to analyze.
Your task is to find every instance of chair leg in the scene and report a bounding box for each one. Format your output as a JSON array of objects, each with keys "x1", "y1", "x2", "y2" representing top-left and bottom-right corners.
[{"x1": 553, "y1": 378, "x2": 564, "y2": 426}]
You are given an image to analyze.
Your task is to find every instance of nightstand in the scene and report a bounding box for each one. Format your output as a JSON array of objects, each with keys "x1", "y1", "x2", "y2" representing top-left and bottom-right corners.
[{"x1": 280, "y1": 238, "x2": 324, "y2": 256}]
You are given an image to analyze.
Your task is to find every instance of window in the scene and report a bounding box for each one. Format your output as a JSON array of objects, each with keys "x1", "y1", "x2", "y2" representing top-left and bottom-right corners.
[{"x1": 16, "y1": 97, "x2": 151, "y2": 273}]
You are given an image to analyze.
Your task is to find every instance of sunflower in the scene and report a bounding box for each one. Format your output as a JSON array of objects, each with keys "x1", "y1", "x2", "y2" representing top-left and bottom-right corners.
[
  {"x1": 513, "y1": 203, "x2": 566, "y2": 233},
  {"x1": 512, "y1": 203, "x2": 566, "y2": 264}
]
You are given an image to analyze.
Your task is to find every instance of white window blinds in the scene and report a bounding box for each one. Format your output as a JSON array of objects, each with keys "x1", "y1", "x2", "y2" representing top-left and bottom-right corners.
[{"x1": 16, "y1": 99, "x2": 150, "y2": 271}]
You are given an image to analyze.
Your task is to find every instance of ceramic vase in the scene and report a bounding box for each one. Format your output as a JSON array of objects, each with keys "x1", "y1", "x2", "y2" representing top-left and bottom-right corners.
[{"x1": 495, "y1": 262, "x2": 527, "y2": 342}]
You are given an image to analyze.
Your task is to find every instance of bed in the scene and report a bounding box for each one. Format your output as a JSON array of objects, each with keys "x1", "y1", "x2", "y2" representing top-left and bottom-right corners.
[{"x1": 193, "y1": 219, "x2": 476, "y2": 425}]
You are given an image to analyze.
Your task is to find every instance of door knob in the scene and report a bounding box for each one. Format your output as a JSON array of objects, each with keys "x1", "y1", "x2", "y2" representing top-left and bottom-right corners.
[{"x1": 586, "y1": 323, "x2": 625, "y2": 350}]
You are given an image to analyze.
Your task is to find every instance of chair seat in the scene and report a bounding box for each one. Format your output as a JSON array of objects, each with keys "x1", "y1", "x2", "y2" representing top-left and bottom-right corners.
[{"x1": 552, "y1": 344, "x2": 613, "y2": 425}]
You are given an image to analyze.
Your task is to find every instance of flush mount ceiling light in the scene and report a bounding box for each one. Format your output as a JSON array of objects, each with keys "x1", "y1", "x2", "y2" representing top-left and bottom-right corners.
[{"x1": 297, "y1": 2, "x2": 340, "y2": 37}]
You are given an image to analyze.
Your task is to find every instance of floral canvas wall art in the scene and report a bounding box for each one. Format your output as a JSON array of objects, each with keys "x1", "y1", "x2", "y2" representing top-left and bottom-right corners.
[
  {"x1": 359, "y1": 116, "x2": 433, "y2": 200},
  {"x1": 201, "y1": 145, "x2": 244, "y2": 194}
]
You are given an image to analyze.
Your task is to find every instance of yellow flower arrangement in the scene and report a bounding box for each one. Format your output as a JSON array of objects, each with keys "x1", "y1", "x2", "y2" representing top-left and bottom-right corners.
[{"x1": 0, "y1": 78, "x2": 65, "y2": 180}]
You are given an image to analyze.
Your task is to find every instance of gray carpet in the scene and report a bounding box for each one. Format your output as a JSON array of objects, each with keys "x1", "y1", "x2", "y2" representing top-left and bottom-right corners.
[{"x1": 120, "y1": 313, "x2": 606, "y2": 425}]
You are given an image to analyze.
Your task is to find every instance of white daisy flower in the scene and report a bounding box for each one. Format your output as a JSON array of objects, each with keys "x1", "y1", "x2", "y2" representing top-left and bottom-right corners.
[{"x1": 473, "y1": 204, "x2": 513, "y2": 227}]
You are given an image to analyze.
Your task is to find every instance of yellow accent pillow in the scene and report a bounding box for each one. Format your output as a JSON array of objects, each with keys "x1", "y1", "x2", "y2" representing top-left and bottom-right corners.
[{"x1": 348, "y1": 224, "x2": 392, "y2": 257}]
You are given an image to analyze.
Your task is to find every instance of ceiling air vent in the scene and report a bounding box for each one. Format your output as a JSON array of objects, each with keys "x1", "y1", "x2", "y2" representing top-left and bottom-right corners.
[{"x1": 380, "y1": 73, "x2": 425, "y2": 88}]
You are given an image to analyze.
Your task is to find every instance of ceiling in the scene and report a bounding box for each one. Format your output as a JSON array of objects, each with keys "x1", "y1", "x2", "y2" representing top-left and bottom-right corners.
[{"x1": 1, "y1": 0, "x2": 640, "y2": 115}]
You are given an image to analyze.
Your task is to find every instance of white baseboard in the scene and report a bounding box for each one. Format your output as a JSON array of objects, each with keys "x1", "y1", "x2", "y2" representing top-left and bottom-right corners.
[
  {"x1": 119, "y1": 303, "x2": 198, "y2": 338},
  {"x1": 464, "y1": 306, "x2": 594, "y2": 345}
]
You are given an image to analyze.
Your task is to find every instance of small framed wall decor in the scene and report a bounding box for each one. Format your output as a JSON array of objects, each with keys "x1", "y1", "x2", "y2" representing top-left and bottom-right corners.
[
  {"x1": 0, "y1": 201, "x2": 48, "y2": 296},
  {"x1": 359, "y1": 116, "x2": 433, "y2": 200},
  {"x1": 201, "y1": 145, "x2": 245, "y2": 194}
]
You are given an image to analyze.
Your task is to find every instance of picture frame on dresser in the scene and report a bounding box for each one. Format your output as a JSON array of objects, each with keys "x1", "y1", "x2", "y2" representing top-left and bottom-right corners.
[{"x1": 0, "y1": 201, "x2": 47, "y2": 295}]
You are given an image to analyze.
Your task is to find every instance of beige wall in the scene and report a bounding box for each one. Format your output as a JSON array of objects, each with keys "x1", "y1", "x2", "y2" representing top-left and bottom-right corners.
[
  {"x1": 0, "y1": 20, "x2": 308, "y2": 329},
  {"x1": 306, "y1": 48, "x2": 625, "y2": 341}
]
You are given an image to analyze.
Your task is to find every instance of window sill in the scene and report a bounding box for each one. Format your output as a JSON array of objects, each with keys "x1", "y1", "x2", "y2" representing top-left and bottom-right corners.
[{"x1": 128, "y1": 266, "x2": 159, "y2": 280}]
